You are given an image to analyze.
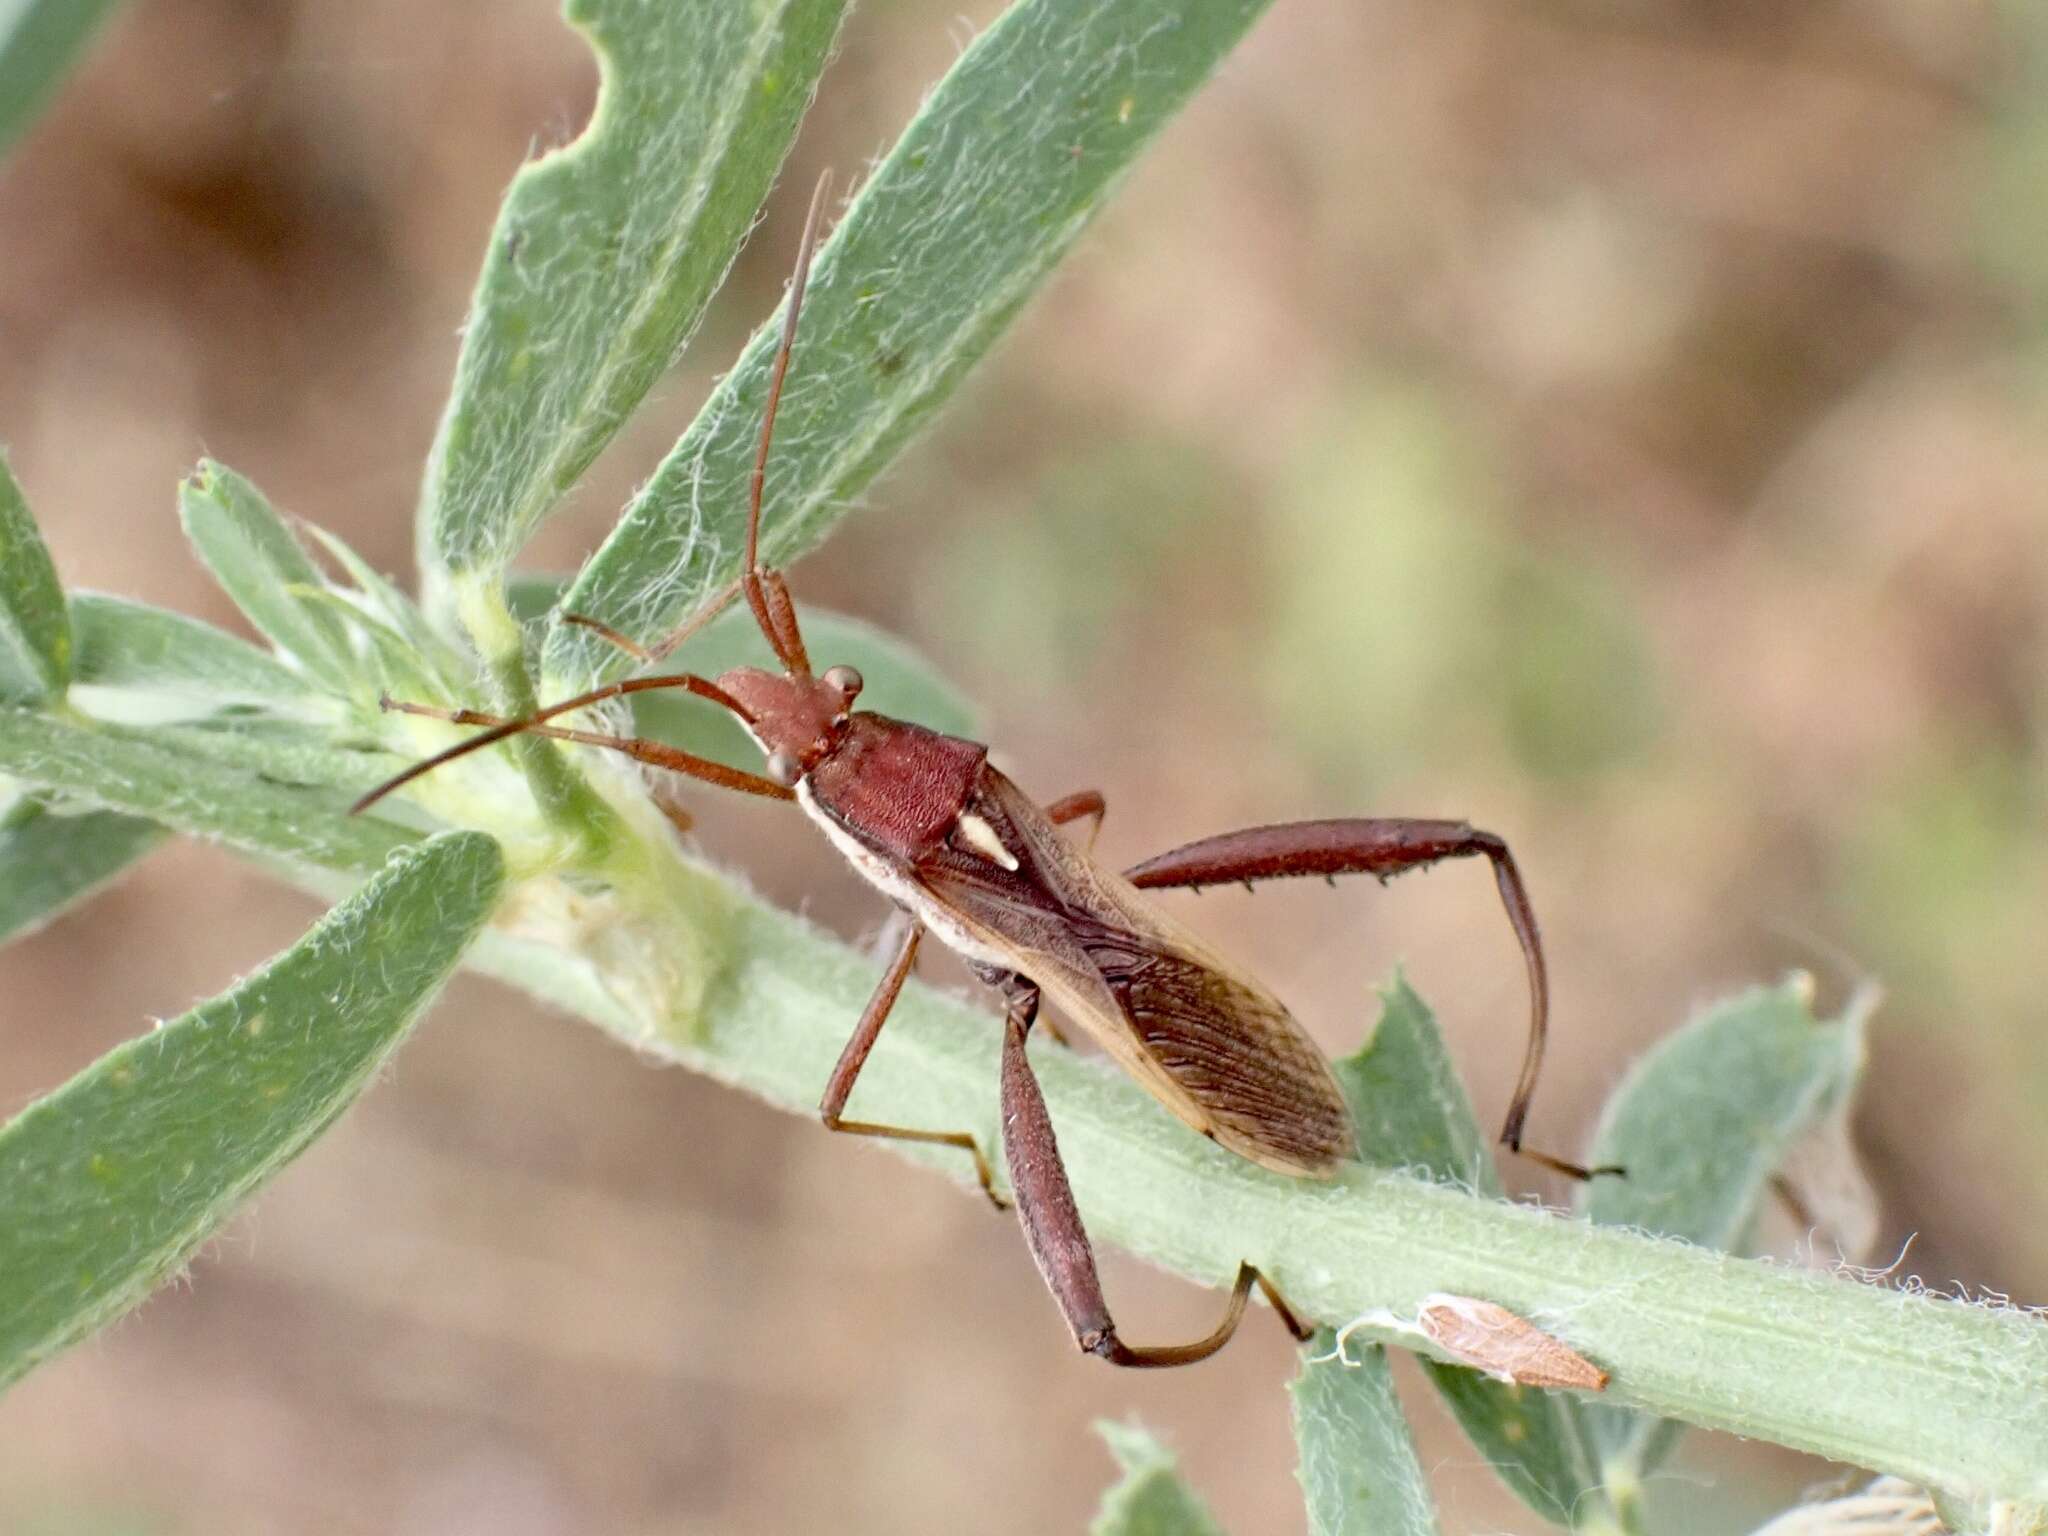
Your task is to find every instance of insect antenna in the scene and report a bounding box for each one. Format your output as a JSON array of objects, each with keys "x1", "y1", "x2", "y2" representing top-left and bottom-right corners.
[
  {"x1": 353, "y1": 179, "x2": 847, "y2": 821},
  {"x1": 741, "y1": 169, "x2": 832, "y2": 677},
  {"x1": 348, "y1": 672, "x2": 777, "y2": 815}
]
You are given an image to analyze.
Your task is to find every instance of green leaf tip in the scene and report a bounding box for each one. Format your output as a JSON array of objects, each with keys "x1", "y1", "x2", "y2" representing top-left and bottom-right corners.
[
  {"x1": 1338, "y1": 974, "x2": 1500, "y2": 1192},
  {"x1": 419, "y1": 0, "x2": 851, "y2": 583},
  {"x1": 1090, "y1": 1421, "x2": 1229, "y2": 1536},
  {"x1": 178, "y1": 459, "x2": 355, "y2": 692},
  {"x1": 1577, "y1": 972, "x2": 1873, "y2": 1482},
  {"x1": 0, "y1": 830, "x2": 503, "y2": 1392},
  {"x1": 1331, "y1": 980, "x2": 1607, "y2": 1527},
  {"x1": 549, "y1": 0, "x2": 1283, "y2": 688},
  {"x1": 1291, "y1": 1334, "x2": 1442, "y2": 1536},
  {"x1": 0, "y1": 450, "x2": 73, "y2": 703},
  {"x1": 1580, "y1": 973, "x2": 1869, "y2": 1252}
]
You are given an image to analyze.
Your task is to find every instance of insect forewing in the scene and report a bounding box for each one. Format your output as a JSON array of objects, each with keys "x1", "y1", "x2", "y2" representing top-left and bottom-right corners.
[{"x1": 920, "y1": 768, "x2": 1356, "y2": 1177}]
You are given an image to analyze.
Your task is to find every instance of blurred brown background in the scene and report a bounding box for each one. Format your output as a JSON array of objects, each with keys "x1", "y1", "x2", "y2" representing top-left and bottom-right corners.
[{"x1": 2, "y1": 0, "x2": 2044, "y2": 1531}]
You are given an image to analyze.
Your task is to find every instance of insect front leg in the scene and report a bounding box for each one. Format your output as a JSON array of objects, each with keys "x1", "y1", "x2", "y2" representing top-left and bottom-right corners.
[
  {"x1": 1000, "y1": 989, "x2": 1312, "y2": 1368},
  {"x1": 1123, "y1": 817, "x2": 1610, "y2": 1181},
  {"x1": 820, "y1": 920, "x2": 1009, "y2": 1209}
]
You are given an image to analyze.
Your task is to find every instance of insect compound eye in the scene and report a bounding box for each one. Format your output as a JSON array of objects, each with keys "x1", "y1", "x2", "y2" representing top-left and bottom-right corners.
[
  {"x1": 823, "y1": 664, "x2": 863, "y2": 702},
  {"x1": 765, "y1": 748, "x2": 803, "y2": 787}
]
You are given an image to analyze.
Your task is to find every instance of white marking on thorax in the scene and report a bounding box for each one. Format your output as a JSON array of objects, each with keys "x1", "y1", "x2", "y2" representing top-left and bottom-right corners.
[
  {"x1": 954, "y1": 811, "x2": 1018, "y2": 870},
  {"x1": 795, "y1": 779, "x2": 1012, "y2": 968}
]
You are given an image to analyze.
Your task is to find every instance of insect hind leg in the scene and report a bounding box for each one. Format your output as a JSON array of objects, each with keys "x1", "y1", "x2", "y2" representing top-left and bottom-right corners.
[
  {"x1": 1000, "y1": 992, "x2": 1311, "y2": 1367},
  {"x1": 1122, "y1": 817, "x2": 1618, "y2": 1182}
]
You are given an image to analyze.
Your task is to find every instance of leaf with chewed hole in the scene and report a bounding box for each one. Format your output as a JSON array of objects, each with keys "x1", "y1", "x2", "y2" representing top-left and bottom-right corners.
[
  {"x1": 0, "y1": 831, "x2": 502, "y2": 1390},
  {"x1": 419, "y1": 0, "x2": 850, "y2": 586},
  {"x1": 547, "y1": 0, "x2": 1282, "y2": 690}
]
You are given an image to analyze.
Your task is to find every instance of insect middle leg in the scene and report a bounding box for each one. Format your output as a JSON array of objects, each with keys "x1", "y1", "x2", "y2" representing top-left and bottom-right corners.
[
  {"x1": 1000, "y1": 986, "x2": 1313, "y2": 1368},
  {"x1": 1025, "y1": 786, "x2": 1101, "y2": 1055},
  {"x1": 820, "y1": 920, "x2": 1009, "y2": 1209},
  {"x1": 1044, "y1": 789, "x2": 1106, "y2": 851},
  {"x1": 1122, "y1": 818, "x2": 1606, "y2": 1179}
]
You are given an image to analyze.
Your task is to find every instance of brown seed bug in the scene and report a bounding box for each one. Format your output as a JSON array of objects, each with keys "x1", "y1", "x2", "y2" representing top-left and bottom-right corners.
[{"x1": 353, "y1": 175, "x2": 1584, "y2": 1369}]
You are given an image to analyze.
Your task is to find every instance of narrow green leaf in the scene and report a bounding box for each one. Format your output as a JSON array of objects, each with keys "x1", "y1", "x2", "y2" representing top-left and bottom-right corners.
[
  {"x1": 0, "y1": 451, "x2": 71, "y2": 702},
  {"x1": 70, "y1": 592, "x2": 311, "y2": 717},
  {"x1": 1580, "y1": 978, "x2": 1866, "y2": 1248},
  {"x1": 0, "y1": 831, "x2": 502, "y2": 1390},
  {"x1": 1335, "y1": 980, "x2": 1605, "y2": 1527},
  {"x1": 178, "y1": 460, "x2": 355, "y2": 692},
  {"x1": 0, "y1": 797, "x2": 166, "y2": 946},
  {"x1": 420, "y1": 0, "x2": 851, "y2": 582},
  {"x1": 0, "y1": 707, "x2": 414, "y2": 872},
  {"x1": 1342, "y1": 977, "x2": 1502, "y2": 1194},
  {"x1": 0, "y1": 0, "x2": 124, "y2": 156},
  {"x1": 1090, "y1": 1422, "x2": 1229, "y2": 1536},
  {"x1": 548, "y1": 0, "x2": 1280, "y2": 688},
  {"x1": 1292, "y1": 1334, "x2": 1442, "y2": 1536},
  {"x1": 1577, "y1": 977, "x2": 1870, "y2": 1480},
  {"x1": 509, "y1": 574, "x2": 979, "y2": 771},
  {"x1": 300, "y1": 526, "x2": 471, "y2": 696}
]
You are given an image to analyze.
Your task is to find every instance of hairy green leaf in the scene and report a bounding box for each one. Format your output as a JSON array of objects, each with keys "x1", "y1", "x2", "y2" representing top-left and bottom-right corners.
[
  {"x1": 1292, "y1": 1334, "x2": 1442, "y2": 1536},
  {"x1": 1090, "y1": 1422, "x2": 1228, "y2": 1536},
  {"x1": 0, "y1": 0, "x2": 125, "y2": 157},
  {"x1": 0, "y1": 707, "x2": 414, "y2": 872},
  {"x1": 0, "y1": 452, "x2": 71, "y2": 702},
  {"x1": 1577, "y1": 977, "x2": 1870, "y2": 1480},
  {"x1": 70, "y1": 592, "x2": 312, "y2": 718},
  {"x1": 301, "y1": 526, "x2": 471, "y2": 702},
  {"x1": 548, "y1": 0, "x2": 1280, "y2": 688},
  {"x1": 420, "y1": 0, "x2": 850, "y2": 583},
  {"x1": 178, "y1": 460, "x2": 355, "y2": 693},
  {"x1": 1343, "y1": 978, "x2": 1502, "y2": 1193},
  {"x1": 1336, "y1": 980, "x2": 1607, "y2": 1527},
  {"x1": 0, "y1": 797, "x2": 166, "y2": 947},
  {"x1": 0, "y1": 831, "x2": 502, "y2": 1390}
]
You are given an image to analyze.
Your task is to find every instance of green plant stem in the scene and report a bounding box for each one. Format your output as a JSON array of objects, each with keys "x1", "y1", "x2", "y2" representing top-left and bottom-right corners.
[
  {"x1": 9, "y1": 686, "x2": 2045, "y2": 1502},
  {"x1": 462, "y1": 883, "x2": 2048, "y2": 1509},
  {"x1": 452, "y1": 574, "x2": 617, "y2": 857}
]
